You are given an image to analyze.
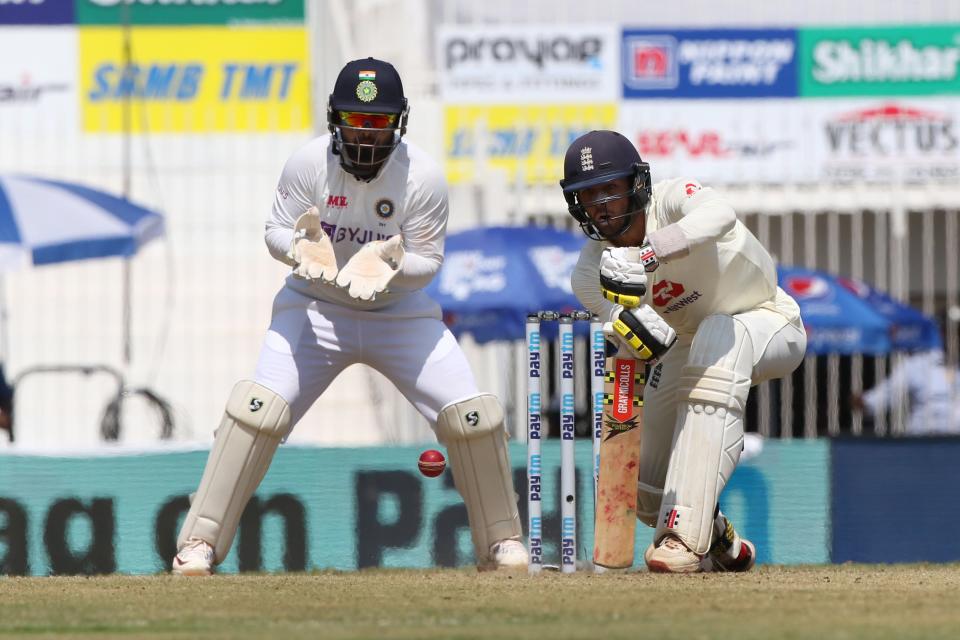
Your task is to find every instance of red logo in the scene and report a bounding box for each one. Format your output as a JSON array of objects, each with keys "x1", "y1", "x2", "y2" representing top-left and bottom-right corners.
[
  {"x1": 326, "y1": 194, "x2": 348, "y2": 208},
  {"x1": 684, "y1": 182, "x2": 701, "y2": 196},
  {"x1": 653, "y1": 280, "x2": 685, "y2": 307},
  {"x1": 785, "y1": 276, "x2": 830, "y2": 299},
  {"x1": 664, "y1": 508, "x2": 680, "y2": 529},
  {"x1": 636, "y1": 130, "x2": 729, "y2": 158}
]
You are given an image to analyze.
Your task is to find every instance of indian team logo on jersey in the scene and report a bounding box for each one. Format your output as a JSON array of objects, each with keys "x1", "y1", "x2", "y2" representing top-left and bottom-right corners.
[{"x1": 375, "y1": 198, "x2": 395, "y2": 219}]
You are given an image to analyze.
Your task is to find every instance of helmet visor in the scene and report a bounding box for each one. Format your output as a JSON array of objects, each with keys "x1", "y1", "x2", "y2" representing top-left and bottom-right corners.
[{"x1": 339, "y1": 111, "x2": 398, "y2": 129}]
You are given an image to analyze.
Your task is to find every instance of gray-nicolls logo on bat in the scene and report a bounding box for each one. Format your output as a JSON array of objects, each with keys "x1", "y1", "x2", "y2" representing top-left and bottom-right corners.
[
  {"x1": 465, "y1": 411, "x2": 480, "y2": 427},
  {"x1": 249, "y1": 398, "x2": 264, "y2": 412}
]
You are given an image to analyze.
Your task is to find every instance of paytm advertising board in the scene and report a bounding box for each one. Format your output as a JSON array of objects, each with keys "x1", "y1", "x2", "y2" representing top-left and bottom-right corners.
[
  {"x1": 0, "y1": 440, "x2": 827, "y2": 574},
  {"x1": 621, "y1": 28, "x2": 798, "y2": 98},
  {"x1": 437, "y1": 24, "x2": 619, "y2": 103},
  {"x1": 79, "y1": 26, "x2": 311, "y2": 132},
  {"x1": 0, "y1": 0, "x2": 74, "y2": 24},
  {"x1": 800, "y1": 25, "x2": 960, "y2": 97},
  {"x1": 0, "y1": 27, "x2": 78, "y2": 134},
  {"x1": 617, "y1": 101, "x2": 810, "y2": 185}
]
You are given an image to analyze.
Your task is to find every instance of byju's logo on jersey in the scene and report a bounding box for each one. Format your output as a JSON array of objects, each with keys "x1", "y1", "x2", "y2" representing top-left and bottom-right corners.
[{"x1": 623, "y1": 35, "x2": 679, "y2": 90}]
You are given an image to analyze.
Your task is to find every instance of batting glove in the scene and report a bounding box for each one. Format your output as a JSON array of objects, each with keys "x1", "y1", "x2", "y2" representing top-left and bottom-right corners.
[{"x1": 604, "y1": 304, "x2": 676, "y2": 362}]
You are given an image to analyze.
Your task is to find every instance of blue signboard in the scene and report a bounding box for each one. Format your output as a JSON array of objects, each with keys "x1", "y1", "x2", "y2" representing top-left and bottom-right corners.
[
  {"x1": 621, "y1": 28, "x2": 799, "y2": 98},
  {"x1": 0, "y1": 0, "x2": 75, "y2": 25},
  {"x1": 831, "y1": 437, "x2": 960, "y2": 563},
  {"x1": 0, "y1": 440, "x2": 829, "y2": 575}
]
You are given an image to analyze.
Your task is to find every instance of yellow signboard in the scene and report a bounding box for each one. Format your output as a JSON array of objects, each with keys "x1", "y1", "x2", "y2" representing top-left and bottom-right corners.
[
  {"x1": 444, "y1": 104, "x2": 617, "y2": 185},
  {"x1": 80, "y1": 27, "x2": 311, "y2": 132}
]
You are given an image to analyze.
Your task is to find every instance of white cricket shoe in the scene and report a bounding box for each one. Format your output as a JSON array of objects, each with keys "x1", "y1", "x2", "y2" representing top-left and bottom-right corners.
[
  {"x1": 645, "y1": 535, "x2": 704, "y2": 573},
  {"x1": 172, "y1": 538, "x2": 215, "y2": 576},
  {"x1": 480, "y1": 539, "x2": 529, "y2": 571}
]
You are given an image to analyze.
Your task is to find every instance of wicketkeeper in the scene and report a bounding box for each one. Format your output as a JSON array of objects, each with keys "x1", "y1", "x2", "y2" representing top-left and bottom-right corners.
[
  {"x1": 172, "y1": 58, "x2": 527, "y2": 575},
  {"x1": 562, "y1": 130, "x2": 806, "y2": 572}
]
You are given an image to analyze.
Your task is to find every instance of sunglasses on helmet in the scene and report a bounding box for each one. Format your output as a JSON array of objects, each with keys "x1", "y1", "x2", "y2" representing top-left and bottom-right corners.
[{"x1": 338, "y1": 111, "x2": 398, "y2": 129}]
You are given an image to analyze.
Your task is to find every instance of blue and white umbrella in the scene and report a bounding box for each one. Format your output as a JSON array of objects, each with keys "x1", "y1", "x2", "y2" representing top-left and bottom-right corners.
[
  {"x1": 426, "y1": 225, "x2": 586, "y2": 343},
  {"x1": 778, "y1": 265, "x2": 941, "y2": 355},
  {"x1": 0, "y1": 175, "x2": 164, "y2": 270},
  {"x1": 0, "y1": 175, "x2": 165, "y2": 363}
]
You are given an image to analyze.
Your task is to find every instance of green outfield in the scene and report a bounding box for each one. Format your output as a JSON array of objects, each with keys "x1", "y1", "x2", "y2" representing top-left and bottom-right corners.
[{"x1": 1, "y1": 565, "x2": 958, "y2": 639}]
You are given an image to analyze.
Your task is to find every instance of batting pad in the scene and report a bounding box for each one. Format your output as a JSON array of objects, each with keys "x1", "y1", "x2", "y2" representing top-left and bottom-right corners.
[
  {"x1": 177, "y1": 380, "x2": 291, "y2": 564},
  {"x1": 435, "y1": 393, "x2": 522, "y2": 565},
  {"x1": 656, "y1": 363, "x2": 751, "y2": 554}
]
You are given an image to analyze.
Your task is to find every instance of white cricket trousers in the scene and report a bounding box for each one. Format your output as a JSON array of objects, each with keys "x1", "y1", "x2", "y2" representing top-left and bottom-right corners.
[{"x1": 252, "y1": 286, "x2": 481, "y2": 430}]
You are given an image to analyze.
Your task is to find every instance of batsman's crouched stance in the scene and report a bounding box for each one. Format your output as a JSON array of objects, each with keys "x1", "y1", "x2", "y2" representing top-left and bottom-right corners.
[{"x1": 562, "y1": 130, "x2": 806, "y2": 573}]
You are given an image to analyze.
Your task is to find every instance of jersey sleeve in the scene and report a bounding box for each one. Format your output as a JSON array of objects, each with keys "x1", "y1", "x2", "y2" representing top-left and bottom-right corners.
[
  {"x1": 646, "y1": 178, "x2": 737, "y2": 263},
  {"x1": 571, "y1": 241, "x2": 620, "y2": 322},
  {"x1": 264, "y1": 141, "x2": 321, "y2": 267},
  {"x1": 391, "y1": 160, "x2": 449, "y2": 291}
]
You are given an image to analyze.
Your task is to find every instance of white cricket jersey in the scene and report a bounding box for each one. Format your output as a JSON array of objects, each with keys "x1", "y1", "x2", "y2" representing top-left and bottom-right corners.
[
  {"x1": 572, "y1": 177, "x2": 802, "y2": 338},
  {"x1": 265, "y1": 134, "x2": 448, "y2": 313}
]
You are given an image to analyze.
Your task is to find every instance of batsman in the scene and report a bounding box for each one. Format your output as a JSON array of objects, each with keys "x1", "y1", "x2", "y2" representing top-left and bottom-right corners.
[{"x1": 561, "y1": 130, "x2": 806, "y2": 573}]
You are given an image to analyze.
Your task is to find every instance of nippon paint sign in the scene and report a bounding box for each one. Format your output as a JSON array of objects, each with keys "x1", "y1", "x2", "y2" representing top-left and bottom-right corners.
[
  {"x1": 436, "y1": 24, "x2": 619, "y2": 102},
  {"x1": 621, "y1": 28, "x2": 799, "y2": 98},
  {"x1": 617, "y1": 100, "x2": 808, "y2": 184},
  {"x1": 0, "y1": 27, "x2": 78, "y2": 134},
  {"x1": 800, "y1": 25, "x2": 960, "y2": 97}
]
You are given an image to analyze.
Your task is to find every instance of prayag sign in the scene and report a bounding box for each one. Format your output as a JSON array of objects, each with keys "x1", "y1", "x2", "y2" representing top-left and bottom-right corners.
[{"x1": 79, "y1": 26, "x2": 311, "y2": 132}]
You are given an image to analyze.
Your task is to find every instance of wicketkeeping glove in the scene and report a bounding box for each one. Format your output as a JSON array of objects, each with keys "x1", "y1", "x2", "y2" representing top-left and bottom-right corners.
[
  {"x1": 288, "y1": 207, "x2": 339, "y2": 282},
  {"x1": 604, "y1": 304, "x2": 677, "y2": 362},
  {"x1": 335, "y1": 235, "x2": 405, "y2": 302}
]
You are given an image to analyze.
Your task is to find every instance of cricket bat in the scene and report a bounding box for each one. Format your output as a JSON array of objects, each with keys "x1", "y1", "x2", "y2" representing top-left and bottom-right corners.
[{"x1": 593, "y1": 349, "x2": 645, "y2": 569}]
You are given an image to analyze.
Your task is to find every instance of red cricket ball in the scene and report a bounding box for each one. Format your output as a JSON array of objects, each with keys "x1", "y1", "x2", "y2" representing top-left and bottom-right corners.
[{"x1": 418, "y1": 449, "x2": 446, "y2": 477}]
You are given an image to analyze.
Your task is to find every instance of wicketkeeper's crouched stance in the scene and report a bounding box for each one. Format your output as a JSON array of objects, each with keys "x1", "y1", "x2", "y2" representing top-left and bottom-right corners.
[
  {"x1": 562, "y1": 130, "x2": 806, "y2": 572},
  {"x1": 172, "y1": 57, "x2": 527, "y2": 576}
]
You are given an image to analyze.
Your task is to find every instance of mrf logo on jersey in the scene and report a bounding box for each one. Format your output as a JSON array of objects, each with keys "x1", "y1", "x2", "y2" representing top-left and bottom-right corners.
[{"x1": 326, "y1": 194, "x2": 348, "y2": 209}]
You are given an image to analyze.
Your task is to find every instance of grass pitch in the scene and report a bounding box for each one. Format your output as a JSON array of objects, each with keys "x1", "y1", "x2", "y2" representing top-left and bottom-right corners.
[{"x1": 2, "y1": 565, "x2": 959, "y2": 639}]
